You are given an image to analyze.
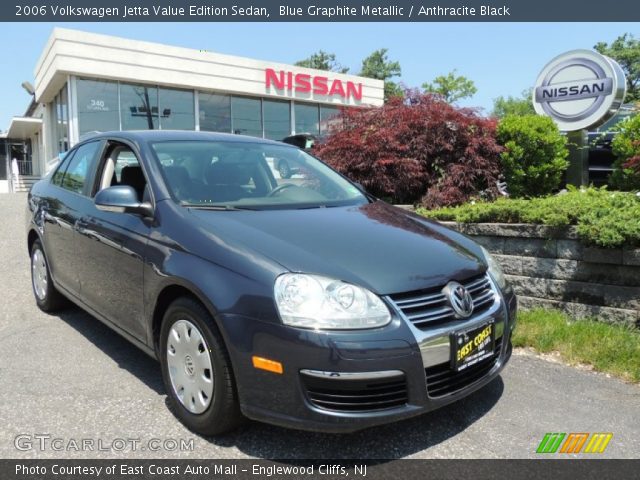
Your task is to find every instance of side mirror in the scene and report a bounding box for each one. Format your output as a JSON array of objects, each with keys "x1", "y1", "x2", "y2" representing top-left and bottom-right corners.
[{"x1": 95, "y1": 185, "x2": 153, "y2": 217}]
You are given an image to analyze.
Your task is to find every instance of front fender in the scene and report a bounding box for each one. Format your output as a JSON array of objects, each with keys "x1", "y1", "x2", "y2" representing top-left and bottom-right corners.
[{"x1": 143, "y1": 246, "x2": 283, "y2": 356}]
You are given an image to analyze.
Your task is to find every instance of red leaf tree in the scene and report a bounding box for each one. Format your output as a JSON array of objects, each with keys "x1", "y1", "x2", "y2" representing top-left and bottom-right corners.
[{"x1": 314, "y1": 91, "x2": 503, "y2": 207}]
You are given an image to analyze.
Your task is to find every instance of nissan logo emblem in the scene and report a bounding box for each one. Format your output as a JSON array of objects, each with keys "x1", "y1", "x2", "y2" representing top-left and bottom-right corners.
[
  {"x1": 444, "y1": 281, "x2": 474, "y2": 318},
  {"x1": 533, "y1": 49, "x2": 626, "y2": 131}
]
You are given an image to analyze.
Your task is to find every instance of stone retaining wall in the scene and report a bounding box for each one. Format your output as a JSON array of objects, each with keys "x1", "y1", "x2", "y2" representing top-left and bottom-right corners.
[{"x1": 439, "y1": 222, "x2": 640, "y2": 328}]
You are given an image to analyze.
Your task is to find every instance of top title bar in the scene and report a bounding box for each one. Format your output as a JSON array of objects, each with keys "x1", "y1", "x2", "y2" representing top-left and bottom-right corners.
[{"x1": 6, "y1": 0, "x2": 640, "y2": 22}]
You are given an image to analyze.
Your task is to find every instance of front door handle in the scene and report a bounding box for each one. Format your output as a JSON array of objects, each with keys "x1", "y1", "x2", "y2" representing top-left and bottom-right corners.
[
  {"x1": 75, "y1": 217, "x2": 102, "y2": 241},
  {"x1": 74, "y1": 217, "x2": 91, "y2": 234}
]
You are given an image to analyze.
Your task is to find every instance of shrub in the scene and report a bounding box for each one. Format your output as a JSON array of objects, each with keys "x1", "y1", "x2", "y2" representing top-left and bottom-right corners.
[
  {"x1": 496, "y1": 114, "x2": 568, "y2": 198},
  {"x1": 313, "y1": 90, "x2": 502, "y2": 206},
  {"x1": 419, "y1": 187, "x2": 640, "y2": 248},
  {"x1": 610, "y1": 114, "x2": 640, "y2": 191}
]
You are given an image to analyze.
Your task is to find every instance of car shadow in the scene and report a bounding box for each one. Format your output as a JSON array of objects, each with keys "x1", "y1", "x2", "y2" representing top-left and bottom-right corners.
[
  {"x1": 204, "y1": 377, "x2": 504, "y2": 460},
  {"x1": 53, "y1": 306, "x2": 164, "y2": 395},
  {"x1": 54, "y1": 305, "x2": 504, "y2": 460}
]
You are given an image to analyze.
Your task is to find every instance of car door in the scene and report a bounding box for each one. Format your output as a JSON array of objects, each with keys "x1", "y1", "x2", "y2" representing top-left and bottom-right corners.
[
  {"x1": 73, "y1": 141, "x2": 151, "y2": 341},
  {"x1": 41, "y1": 141, "x2": 103, "y2": 297}
]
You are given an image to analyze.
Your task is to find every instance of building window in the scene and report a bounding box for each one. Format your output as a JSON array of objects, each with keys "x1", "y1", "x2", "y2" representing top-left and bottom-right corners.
[
  {"x1": 231, "y1": 96, "x2": 262, "y2": 137},
  {"x1": 76, "y1": 78, "x2": 119, "y2": 138},
  {"x1": 199, "y1": 93, "x2": 231, "y2": 133},
  {"x1": 159, "y1": 88, "x2": 194, "y2": 130},
  {"x1": 120, "y1": 83, "x2": 159, "y2": 130},
  {"x1": 53, "y1": 85, "x2": 69, "y2": 154},
  {"x1": 294, "y1": 103, "x2": 319, "y2": 136},
  {"x1": 320, "y1": 105, "x2": 340, "y2": 136},
  {"x1": 263, "y1": 100, "x2": 291, "y2": 140}
]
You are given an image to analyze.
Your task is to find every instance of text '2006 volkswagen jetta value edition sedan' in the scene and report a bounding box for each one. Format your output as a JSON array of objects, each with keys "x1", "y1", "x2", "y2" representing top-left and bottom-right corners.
[{"x1": 27, "y1": 131, "x2": 516, "y2": 434}]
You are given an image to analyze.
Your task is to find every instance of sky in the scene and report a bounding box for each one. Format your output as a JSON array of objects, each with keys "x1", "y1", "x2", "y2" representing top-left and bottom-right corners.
[{"x1": 0, "y1": 22, "x2": 638, "y2": 129}]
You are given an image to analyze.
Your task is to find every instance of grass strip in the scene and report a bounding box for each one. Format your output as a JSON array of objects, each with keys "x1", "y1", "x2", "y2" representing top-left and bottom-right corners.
[{"x1": 512, "y1": 308, "x2": 640, "y2": 383}]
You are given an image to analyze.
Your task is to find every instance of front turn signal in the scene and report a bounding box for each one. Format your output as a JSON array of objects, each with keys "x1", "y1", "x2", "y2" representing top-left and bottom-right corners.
[{"x1": 252, "y1": 356, "x2": 283, "y2": 374}]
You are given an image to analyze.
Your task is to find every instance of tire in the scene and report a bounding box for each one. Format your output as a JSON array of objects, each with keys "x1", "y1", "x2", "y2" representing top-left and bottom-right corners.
[
  {"x1": 30, "y1": 239, "x2": 67, "y2": 312},
  {"x1": 159, "y1": 297, "x2": 243, "y2": 435},
  {"x1": 278, "y1": 161, "x2": 292, "y2": 179}
]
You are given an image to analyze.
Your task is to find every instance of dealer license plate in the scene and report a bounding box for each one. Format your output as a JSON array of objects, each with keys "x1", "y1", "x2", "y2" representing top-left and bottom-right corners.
[{"x1": 451, "y1": 322, "x2": 495, "y2": 372}]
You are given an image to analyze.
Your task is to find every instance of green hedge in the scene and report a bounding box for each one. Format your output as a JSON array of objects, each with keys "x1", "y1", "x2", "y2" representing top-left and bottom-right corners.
[
  {"x1": 496, "y1": 114, "x2": 568, "y2": 198},
  {"x1": 418, "y1": 187, "x2": 640, "y2": 248}
]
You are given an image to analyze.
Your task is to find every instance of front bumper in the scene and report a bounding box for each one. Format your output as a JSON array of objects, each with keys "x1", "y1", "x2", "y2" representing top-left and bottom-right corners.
[{"x1": 219, "y1": 282, "x2": 517, "y2": 433}]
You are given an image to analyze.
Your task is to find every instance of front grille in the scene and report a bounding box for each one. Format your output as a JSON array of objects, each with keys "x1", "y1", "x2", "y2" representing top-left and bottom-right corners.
[
  {"x1": 388, "y1": 273, "x2": 496, "y2": 329},
  {"x1": 301, "y1": 372, "x2": 408, "y2": 412},
  {"x1": 425, "y1": 337, "x2": 502, "y2": 398}
]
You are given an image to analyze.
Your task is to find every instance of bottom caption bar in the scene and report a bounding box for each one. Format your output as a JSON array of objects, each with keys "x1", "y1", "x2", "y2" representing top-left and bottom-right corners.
[{"x1": 4, "y1": 459, "x2": 640, "y2": 480}]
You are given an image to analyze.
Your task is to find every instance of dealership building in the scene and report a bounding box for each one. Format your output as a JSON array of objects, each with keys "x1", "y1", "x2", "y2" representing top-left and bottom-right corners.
[{"x1": 0, "y1": 28, "x2": 384, "y2": 193}]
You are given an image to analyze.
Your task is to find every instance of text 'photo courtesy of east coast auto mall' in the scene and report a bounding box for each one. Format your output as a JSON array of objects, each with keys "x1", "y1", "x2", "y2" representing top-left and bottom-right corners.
[{"x1": 0, "y1": 1, "x2": 639, "y2": 479}]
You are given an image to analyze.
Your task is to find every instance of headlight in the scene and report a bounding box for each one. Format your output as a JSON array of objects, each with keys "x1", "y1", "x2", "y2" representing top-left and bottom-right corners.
[
  {"x1": 481, "y1": 246, "x2": 507, "y2": 289},
  {"x1": 274, "y1": 273, "x2": 391, "y2": 330}
]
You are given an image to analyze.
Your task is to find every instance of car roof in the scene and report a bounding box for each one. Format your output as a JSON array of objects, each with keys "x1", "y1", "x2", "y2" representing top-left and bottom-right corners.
[{"x1": 82, "y1": 130, "x2": 294, "y2": 147}]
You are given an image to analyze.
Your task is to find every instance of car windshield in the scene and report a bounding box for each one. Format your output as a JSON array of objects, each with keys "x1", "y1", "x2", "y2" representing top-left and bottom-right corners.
[{"x1": 150, "y1": 140, "x2": 367, "y2": 209}]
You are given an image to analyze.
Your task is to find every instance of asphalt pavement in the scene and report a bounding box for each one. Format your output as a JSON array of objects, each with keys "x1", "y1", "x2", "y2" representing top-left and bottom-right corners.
[{"x1": 0, "y1": 193, "x2": 638, "y2": 459}]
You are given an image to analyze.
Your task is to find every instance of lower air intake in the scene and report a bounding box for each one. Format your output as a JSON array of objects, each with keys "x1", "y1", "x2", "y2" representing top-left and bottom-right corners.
[{"x1": 301, "y1": 371, "x2": 408, "y2": 412}]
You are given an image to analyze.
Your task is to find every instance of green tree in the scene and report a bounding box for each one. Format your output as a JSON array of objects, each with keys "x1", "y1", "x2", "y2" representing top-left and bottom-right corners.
[
  {"x1": 496, "y1": 114, "x2": 569, "y2": 198},
  {"x1": 610, "y1": 114, "x2": 640, "y2": 190},
  {"x1": 492, "y1": 89, "x2": 536, "y2": 118},
  {"x1": 422, "y1": 70, "x2": 477, "y2": 103},
  {"x1": 294, "y1": 50, "x2": 349, "y2": 73},
  {"x1": 359, "y1": 48, "x2": 402, "y2": 100},
  {"x1": 595, "y1": 33, "x2": 640, "y2": 103}
]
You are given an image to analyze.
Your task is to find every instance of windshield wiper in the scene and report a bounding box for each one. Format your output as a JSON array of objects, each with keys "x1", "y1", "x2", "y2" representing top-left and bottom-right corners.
[
  {"x1": 183, "y1": 204, "x2": 258, "y2": 211},
  {"x1": 295, "y1": 204, "x2": 343, "y2": 210}
]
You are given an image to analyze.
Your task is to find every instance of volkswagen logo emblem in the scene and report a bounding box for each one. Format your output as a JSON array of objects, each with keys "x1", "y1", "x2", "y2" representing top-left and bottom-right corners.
[
  {"x1": 184, "y1": 355, "x2": 195, "y2": 376},
  {"x1": 443, "y1": 281, "x2": 474, "y2": 318}
]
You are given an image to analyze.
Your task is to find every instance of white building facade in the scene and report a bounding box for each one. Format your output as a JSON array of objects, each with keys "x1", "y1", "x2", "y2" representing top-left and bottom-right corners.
[{"x1": 1, "y1": 28, "x2": 384, "y2": 192}]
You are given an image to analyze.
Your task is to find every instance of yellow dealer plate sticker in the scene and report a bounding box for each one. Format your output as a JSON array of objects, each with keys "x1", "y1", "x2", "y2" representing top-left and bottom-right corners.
[{"x1": 452, "y1": 322, "x2": 495, "y2": 372}]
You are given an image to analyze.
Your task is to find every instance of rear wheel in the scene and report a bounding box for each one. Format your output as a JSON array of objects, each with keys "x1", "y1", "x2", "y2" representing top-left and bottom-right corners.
[
  {"x1": 159, "y1": 297, "x2": 243, "y2": 435},
  {"x1": 30, "y1": 239, "x2": 67, "y2": 312}
]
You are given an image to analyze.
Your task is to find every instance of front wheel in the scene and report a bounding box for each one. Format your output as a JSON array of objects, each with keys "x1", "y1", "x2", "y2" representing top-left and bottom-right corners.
[
  {"x1": 31, "y1": 239, "x2": 67, "y2": 312},
  {"x1": 159, "y1": 297, "x2": 243, "y2": 435}
]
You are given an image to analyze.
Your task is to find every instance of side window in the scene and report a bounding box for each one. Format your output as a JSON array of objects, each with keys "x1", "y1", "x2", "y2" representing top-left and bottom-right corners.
[
  {"x1": 51, "y1": 151, "x2": 75, "y2": 186},
  {"x1": 60, "y1": 141, "x2": 101, "y2": 195},
  {"x1": 96, "y1": 143, "x2": 148, "y2": 202}
]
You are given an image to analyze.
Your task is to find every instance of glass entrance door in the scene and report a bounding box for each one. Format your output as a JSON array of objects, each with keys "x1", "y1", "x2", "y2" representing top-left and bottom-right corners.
[
  {"x1": 0, "y1": 139, "x2": 7, "y2": 180},
  {"x1": 9, "y1": 141, "x2": 32, "y2": 176}
]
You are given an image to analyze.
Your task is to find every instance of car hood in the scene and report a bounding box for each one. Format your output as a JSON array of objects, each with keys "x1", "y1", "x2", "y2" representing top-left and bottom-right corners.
[{"x1": 188, "y1": 201, "x2": 486, "y2": 295}]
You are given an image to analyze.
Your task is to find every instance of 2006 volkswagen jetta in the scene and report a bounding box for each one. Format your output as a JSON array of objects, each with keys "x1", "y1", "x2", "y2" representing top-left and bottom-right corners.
[{"x1": 27, "y1": 131, "x2": 516, "y2": 434}]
